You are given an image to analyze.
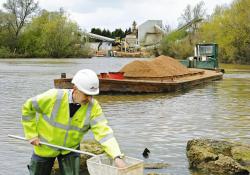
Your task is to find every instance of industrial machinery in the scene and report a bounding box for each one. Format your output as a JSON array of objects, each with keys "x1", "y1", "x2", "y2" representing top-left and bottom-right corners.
[{"x1": 180, "y1": 43, "x2": 220, "y2": 70}]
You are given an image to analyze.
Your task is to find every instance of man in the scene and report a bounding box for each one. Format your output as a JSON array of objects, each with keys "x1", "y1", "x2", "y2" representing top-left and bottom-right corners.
[{"x1": 21, "y1": 69, "x2": 126, "y2": 175}]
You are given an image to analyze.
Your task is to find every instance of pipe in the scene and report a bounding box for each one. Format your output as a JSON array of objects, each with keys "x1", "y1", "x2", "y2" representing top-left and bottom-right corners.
[
  {"x1": 83, "y1": 32, "x2": 115, "y2": 42},
  {"x1": 8, "y1": 134, "x2": 96, "y2": 157}
]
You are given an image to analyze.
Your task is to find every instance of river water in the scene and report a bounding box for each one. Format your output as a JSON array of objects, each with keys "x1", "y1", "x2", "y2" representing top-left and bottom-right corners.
[{"x1": 0, "y1": 58, "x2": 249, "y2": 175}]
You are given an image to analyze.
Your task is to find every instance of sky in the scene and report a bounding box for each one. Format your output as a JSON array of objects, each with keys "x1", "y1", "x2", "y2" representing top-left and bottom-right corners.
[{"x1": 0, "y1": 0, "x2": 233, "y2": 32}]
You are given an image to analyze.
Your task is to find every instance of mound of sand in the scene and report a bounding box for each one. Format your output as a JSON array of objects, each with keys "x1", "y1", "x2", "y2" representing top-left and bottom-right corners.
[{"x1": 120, "y1": 55, "x2": 191, "y2": 78}]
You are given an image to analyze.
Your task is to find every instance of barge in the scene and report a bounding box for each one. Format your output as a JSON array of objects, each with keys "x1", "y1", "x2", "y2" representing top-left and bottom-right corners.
[
  {"x1": 54, "y1": 54, "x2": 223, "y2": 94},
  {"x1": 54, "y1": 69, "x2": 223, "y2": 94}
]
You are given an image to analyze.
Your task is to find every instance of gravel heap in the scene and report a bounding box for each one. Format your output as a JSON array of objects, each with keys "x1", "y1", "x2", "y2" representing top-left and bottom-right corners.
[{"x1": 120, "y1": 55, "x2": 191, "y2": 78}]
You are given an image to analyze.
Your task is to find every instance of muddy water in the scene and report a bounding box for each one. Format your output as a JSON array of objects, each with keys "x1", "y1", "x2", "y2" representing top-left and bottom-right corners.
[{"x1": 0, "y1": 58, "x2": 249, "y2": 175}]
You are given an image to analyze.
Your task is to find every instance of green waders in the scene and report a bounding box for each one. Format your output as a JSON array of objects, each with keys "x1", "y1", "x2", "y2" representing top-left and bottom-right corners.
[
  {"x1": 28, "y1": 152, "x2": 80, "y2": 175},
  {"x1": 57, "y1": 153, "x2": 80, "y2": 175}
]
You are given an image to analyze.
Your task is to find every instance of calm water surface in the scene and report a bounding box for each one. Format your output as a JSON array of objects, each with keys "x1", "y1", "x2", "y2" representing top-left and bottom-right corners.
[{"x1": 0, "y1": 58, "x2": 249, "y2": 175}]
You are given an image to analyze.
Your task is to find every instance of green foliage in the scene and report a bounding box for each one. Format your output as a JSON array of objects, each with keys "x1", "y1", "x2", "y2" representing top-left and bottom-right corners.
[
  {"x1": 0, "y1": 46, "x2": 12, "y2": 58},
  {"x1": 3, "y1": 0, "x2": 39, "y2": 50},
  {"x1": 0, "y1": 1, "x2": 90, "y2": 58},
  {"x1": 160, "y1": 25, "x2": 192, "y2": 59},
  {"x1": 164, "y1": 30, "x2": 188, "y2": 43},
  {"x1": 160, "y1": 1, "x2": 206, "y2": 59},
  {"x1": 160, "y1": 38, "x2": 193, "y2": 59},
  {"x1": 160, "y1": 0, "x2": 250, "y2": 64},
  {"x1": 18, "y1": 10, "x2": 89, "y2": 58},
  {"x1": 90, "y1": 27, "x2": 132, "y2": 40},
  {"x1": 0, "y1": 11, "x2": 15, "y2": 48},
  {"x1": 196, "y1": 0, "x2": 250, "y2": 64},
  {"x1": 91, "y1": 28, "x2": 103, "y2": 36}
]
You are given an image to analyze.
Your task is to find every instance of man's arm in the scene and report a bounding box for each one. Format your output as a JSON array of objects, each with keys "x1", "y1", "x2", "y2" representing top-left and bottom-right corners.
[
  {"x1": 21, "y1": 89, "x2": 58, "y2": 145},
  {"x1": 90, "y1": 100, "x2": 126, "y2": 168},
  {"x1": 22, "y1": 97, "x2": 39, "y2": 141}
]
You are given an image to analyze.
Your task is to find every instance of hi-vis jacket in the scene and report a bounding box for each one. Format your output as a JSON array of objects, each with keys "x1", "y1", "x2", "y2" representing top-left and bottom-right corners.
[{"x1": 21, "y1": 89, "x2": 121, "y2": 158}]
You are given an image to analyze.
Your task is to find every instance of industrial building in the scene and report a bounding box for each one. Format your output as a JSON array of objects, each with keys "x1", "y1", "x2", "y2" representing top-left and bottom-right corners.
[{"x1": 138, "y1": 20, "x2": 166, "y2": 46}]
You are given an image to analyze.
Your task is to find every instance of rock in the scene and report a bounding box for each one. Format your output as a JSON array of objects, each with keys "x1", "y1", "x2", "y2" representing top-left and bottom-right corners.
[
  {"x1": 79, "y1": 140, "x2": 104, "y2": 170},
  {"x1": 51, "y1": 140, "x2": 104, "y2": 175},
  {"x1": 186, "y1": 139, "x2": 250, "y2": 175},
  {"x1": 147, "y1": 173, "x2": 170, "y2": 175},
  {"x1": 144, "y1": 162, "x2": 170, "y2": 169},
  {"x1": 231, "y1": 146, "x2": 250, "y2": 171}
]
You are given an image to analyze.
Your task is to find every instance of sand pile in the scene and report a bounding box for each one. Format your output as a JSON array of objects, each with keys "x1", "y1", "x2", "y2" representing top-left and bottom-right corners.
[{"x1": 120, "y1": 55, "x2": 191, "y2": 78}]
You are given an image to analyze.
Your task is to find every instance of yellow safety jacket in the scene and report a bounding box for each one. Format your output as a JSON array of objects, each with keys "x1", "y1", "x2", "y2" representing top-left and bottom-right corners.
[{"x1": 21, "y1": 88, "x2": 121, "y2": 158}]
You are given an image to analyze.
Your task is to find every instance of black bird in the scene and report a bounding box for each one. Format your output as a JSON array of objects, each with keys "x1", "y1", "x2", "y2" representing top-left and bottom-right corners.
[{"x1": 142, "y1": 148, "x2": 150, "y2": 159}]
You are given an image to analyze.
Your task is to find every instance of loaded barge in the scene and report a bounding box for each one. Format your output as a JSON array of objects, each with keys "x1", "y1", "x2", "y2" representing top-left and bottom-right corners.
[
  {"x1": 54, "y1": 55, "x2": 223, "y2": 94},
  {"x1": 54, "y1": 69, "x2": 222, "y2": 93}
]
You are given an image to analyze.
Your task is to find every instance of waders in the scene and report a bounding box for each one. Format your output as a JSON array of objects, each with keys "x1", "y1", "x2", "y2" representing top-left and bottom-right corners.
[{"x1": 28, "y1": 152, "x2": 80, "y2": 175}]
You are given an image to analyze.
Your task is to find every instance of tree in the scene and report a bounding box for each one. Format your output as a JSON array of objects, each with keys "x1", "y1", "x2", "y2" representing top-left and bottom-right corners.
[
  {"x1": 112, "y1": 28, "x2": 125, "y2": 39},
  {"x1": 125, "y1": 27, "x2": 132, "y2": 36},
  {"x1": 2, "y1": 0, "x2": 38, "y2": 52},
  {"x1": 91, "y1": 28, "x2": 102, "y2": 35},
  {"x1": 3, "y1": 0, "x2": 39, "y2": 38},
  {"x1": 0, "y1": 10, "x2": 13, "y2": 57},
  {"x1": 179, "y1": 1, "x2": 206, "y2": 33},
  {"x1": 105, "y1": 29, "x2": 112, "y2": 38},
  {"x1": 197, "y1": 0, "x2": 250, "y2": 64},
  {"x1": 19, "y1": 10, "x2": 86, "y2": 57},
  {"x1": 0, "y1": 11, "x2": 11, "y2": 44},
  {"x1": 163, "y1": 24, "x2": 171, "y2": 33},
  {"x1": 160, "y1": 1, "x2": 206, "y2": 59}
]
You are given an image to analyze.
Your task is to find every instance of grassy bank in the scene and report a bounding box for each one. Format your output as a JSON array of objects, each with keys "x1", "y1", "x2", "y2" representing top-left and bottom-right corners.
[{"x1": 220, "y1": 63, "x2": 250, "y2": 71}]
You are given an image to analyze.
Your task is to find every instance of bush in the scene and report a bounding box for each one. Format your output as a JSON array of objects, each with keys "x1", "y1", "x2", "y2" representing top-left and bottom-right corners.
[{"x1": 0, "y1": 47, "x2": 12, "y2": 58}]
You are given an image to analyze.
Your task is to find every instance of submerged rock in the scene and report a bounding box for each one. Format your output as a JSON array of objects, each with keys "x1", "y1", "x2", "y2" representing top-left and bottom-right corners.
[
  {"x1": 147, "y1": 173, "x2": 170, "y2": 175},
  {"x1": 186, "y1": 139, "x2": 250, "y2": 175},
  {"x1": 144, "y1": 162, "x2": 170, "y2": 169}
]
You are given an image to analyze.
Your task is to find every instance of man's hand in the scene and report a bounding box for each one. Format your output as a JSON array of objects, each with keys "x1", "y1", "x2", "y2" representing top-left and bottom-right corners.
[
  {"x1": 114, "y1": 158, "x2": 126, "y2": 168},
  {"x1": 29, "y1": 137, "x2": 40, "y2": 146}
]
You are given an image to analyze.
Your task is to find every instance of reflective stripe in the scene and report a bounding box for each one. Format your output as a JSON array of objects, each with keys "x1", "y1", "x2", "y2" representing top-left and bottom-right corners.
[
  {"x1": 42, "y1": 114, "x2": 68, "y2": 130},
  {"x1": 46, "y1": 90, "x2": 68, "y2": 130},
  {"x1": 63, "y1": 99, "x2": 93, "y2": 146},
  {"x1": 84, "y1": 100, "x2": 94, "y2": 127},
  {"x1": 43, "y1": 113, "x2": 90, "y2": 132},
  {"x1": 50, "y1": 90, "x2": 64, "y2": 121},
  {"x1": 71, "y1": 125, "x2": 89, "y2": 132},
  {"x1": 31, "y1": 97, "x2": 42, "y2": 113},
  {"x1": 36, "y1": 90, "x2": 93, "y2": 150},
  {"x1": 90, "y1": 114, "x2": 106, "y2": 126},
  {"x1": 21, "y1": 115, "x2": 33, "y2": 121},
  {"x1": 63, "y1": 117, "x2": 72, "y2": 147},
  {"x1": 99, "y1": 133, "x2": 114, "y2": 144},
  {"x1": 80, "y1": 125, "x2": 90, "y2": 132},
  {"x1": 69, "y1": 125, "x2": 80, "y2": 132}
]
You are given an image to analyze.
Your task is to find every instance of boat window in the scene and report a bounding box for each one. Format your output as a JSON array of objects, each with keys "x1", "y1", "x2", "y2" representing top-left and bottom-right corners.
[{"x1": 199, "y1": 46, "x2": 213, "y2": 56}]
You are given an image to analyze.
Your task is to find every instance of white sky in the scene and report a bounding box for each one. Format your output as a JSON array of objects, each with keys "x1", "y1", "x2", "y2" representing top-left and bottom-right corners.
[{"x1": 0, "y1": 0, "x2": 233, "y2": 32}]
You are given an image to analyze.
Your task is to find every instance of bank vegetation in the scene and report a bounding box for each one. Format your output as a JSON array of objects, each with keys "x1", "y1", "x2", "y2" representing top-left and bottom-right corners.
[
  {"x1": 0, "y1": 0, "x2": 91, "y2": 58},
  {"x1": 0, "y1": 0, "x2": 249, "y2": 63},
  {"x1": 160, "y1": 0, "x2": 250, "y2": 64}
]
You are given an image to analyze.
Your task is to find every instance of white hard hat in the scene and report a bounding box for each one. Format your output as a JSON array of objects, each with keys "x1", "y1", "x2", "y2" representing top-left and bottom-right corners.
[{"x1": 72, "y1": 69, "x2": 99, "y2": 95}]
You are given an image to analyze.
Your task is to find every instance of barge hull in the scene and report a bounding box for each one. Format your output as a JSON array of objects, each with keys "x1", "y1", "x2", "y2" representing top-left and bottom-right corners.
[{"x1": 54, "y1": 70, "x2": 223, "y2": 94}]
